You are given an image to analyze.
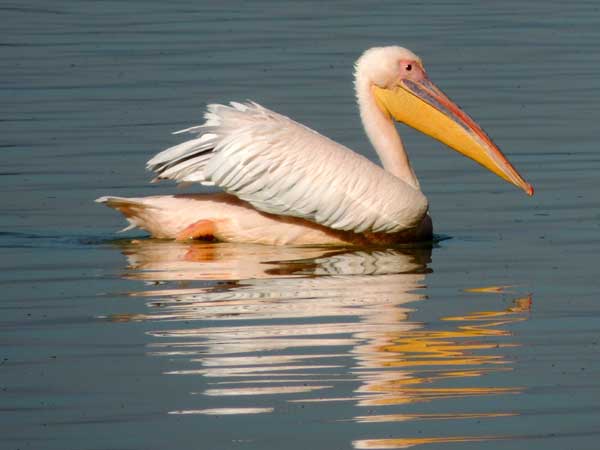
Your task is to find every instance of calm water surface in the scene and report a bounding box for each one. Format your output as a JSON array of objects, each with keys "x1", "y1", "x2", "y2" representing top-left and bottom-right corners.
[{"x1": 2, "y1": 1, "x2": 600, "y2": 449}]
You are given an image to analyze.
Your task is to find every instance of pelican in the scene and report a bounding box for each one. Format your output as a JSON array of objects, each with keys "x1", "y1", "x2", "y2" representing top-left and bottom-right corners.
[{"x1": 97, "y1": 46, "x2": 533, "y2": 246}]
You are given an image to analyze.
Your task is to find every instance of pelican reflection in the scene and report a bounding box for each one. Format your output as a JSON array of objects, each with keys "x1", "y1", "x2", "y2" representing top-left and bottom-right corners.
[{"x1": 110, "y1": 240, "x2": 531, "y2": 448}]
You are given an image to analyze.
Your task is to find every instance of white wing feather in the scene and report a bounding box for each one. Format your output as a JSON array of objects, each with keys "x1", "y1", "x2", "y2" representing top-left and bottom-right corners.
[{"x1": 147, "y1": 102, "x2": 427, "y2": 234}]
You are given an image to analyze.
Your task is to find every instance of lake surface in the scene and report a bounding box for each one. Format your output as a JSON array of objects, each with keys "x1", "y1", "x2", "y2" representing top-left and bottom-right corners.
[{"x1": 2, "y1": 1, "x2": 600, "y2": 449}]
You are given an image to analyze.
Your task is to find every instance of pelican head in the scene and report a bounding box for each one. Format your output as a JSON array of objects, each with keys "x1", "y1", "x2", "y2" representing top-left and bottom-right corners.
[{"x1": 355, "y1": 46, "x2": 533, "y2": 196}]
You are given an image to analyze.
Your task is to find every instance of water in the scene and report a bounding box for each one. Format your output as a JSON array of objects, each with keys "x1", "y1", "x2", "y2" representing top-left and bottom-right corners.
[{"x1": 2, "y1": 1, "x2": 600, "y2": 449}]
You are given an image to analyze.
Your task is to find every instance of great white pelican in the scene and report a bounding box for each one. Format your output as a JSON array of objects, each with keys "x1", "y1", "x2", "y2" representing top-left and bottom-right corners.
[{"x1": 97, "y1": 46, "x2": 533, "y2": 246}]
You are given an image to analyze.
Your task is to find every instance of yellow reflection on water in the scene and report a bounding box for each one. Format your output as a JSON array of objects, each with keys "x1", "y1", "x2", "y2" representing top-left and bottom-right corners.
[
  {"x1": 351, "y1": 294, "x2": 531, "y2": 407},
  {"x1": 353, "y1": 434, "x2": 506, "y2": 449},
  {"x1": 353, "y1": 411, "x2": 517, "y2": 423},
  {"x1": 463, "y1": 285, "x2": 514, "y2": 293},
  {"x1": 113, "y1": 239, "x2": 531, "y2": 446}
]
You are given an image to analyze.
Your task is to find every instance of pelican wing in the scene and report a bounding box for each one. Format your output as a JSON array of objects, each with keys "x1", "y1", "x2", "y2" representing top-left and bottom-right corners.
[{"x1": 147, "y1": 102, "x2": 427, "y2": 234}]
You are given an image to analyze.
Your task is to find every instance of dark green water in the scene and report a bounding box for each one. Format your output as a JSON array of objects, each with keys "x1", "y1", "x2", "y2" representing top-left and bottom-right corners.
[{"x1": 2, "y1": 1, "x2": 600, "y2": 449}]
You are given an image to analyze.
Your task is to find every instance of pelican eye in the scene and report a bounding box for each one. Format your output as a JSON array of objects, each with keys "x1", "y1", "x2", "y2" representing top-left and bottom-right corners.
[{"x1": 406, "y1": 64, "x2": 412, "y2": 71}]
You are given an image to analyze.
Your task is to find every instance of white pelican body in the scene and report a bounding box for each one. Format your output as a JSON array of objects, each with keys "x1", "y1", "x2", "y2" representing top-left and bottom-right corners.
[{"x1": 98, "y1": 46, "x2": 532, "y2": 246}]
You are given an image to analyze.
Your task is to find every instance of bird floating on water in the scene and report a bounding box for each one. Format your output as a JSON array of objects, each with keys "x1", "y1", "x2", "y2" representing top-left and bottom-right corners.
[{"x1": 97, "y1": 46, "x2": 533, "y2": 246}]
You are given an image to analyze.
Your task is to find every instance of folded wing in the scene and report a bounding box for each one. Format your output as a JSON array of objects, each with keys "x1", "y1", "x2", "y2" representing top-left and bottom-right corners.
[{"x1": 147, "y1": 102, "x2": 427, "y2": 234}]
